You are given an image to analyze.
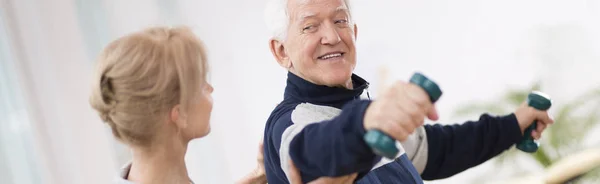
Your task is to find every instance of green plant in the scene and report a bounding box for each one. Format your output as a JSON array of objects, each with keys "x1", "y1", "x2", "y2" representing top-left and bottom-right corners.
[{"x1": 453, "y1": 82, "x2": 600, "y2": 183}]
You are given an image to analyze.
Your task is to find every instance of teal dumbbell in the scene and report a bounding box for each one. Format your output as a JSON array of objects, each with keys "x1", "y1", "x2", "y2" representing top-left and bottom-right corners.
[
  {"x1": 363, "y1": 72, "x2": 442, "y2": 159},
  {"x1": 516, "y1": 92, "x2": 552, "y2": 153}
]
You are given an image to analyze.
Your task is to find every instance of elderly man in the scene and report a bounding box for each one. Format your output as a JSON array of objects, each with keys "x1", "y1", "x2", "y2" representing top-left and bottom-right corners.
[{"x1": 262, "y1": 0, "x2": 554, "y2": 183}]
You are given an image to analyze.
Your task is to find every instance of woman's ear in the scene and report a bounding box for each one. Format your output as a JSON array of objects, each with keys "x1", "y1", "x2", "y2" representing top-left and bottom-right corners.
[{"x1": 170, "y1": 105, "x2": 188, "y2": 129}]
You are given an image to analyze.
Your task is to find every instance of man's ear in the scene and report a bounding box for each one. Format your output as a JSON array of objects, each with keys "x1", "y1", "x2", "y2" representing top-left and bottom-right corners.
[
  {"x1": 269, "y1": 39, "x2": 291, "y2": 68},
  {"x1": 353, "y1": 24, "x2": 358, "y2": 39},
  {"x1": 169, "y1": 105, "x2": 187, "y2": 129}
]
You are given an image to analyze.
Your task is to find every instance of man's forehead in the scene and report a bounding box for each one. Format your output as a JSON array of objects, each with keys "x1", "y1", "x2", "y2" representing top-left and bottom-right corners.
[
  {"x1": 295, "y1": 0, "x2": 345, "y2": 5},
  {"x1": 289, "y1": 0, "x2": 349, "y2": 21}
]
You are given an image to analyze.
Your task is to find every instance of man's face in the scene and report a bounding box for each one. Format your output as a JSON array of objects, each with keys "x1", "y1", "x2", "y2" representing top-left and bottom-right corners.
[{"x1": 276, "y1": 0, "x2": 357, "y2": 88}]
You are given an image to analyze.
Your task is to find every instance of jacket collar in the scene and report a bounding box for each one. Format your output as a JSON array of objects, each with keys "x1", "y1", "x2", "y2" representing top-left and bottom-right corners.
[{"x1": 284, "y1": 72, "x2": 369, "y2": 108}]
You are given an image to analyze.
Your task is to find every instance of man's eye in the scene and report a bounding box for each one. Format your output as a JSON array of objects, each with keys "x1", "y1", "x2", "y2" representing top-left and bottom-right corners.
[
  {"x1": 335, "y1": 19, "x2": 348, "y2": 24},
  {"x1": 302, "y1": 24, "x2": 318, "y2": 33}
]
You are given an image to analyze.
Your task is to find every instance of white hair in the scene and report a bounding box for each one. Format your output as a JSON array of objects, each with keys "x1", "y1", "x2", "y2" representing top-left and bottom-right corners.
[{"x1": 264, "y1": 0, "x2": 353, "y2": 41}]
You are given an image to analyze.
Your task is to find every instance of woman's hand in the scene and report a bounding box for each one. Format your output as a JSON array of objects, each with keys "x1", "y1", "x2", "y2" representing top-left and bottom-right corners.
[
  {"x1": 288, "y1": 160, "x2": 358, "y2": 184},
  {"x1": 237, "y1": 138, "x2": 358, "y2": 184}
]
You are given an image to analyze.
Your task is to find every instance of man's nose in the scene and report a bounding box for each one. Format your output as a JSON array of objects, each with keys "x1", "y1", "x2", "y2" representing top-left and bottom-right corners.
[{"x1": 320, "y1": 23, "x2": 341, "y2": 45}]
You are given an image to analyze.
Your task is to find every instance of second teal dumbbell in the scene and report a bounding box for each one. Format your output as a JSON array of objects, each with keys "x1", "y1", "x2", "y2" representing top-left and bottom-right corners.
[
  {"x1": 516, "y1": 92, "x2": 552, "y2": 153},
  {"x1": 364, "y1": 72, "x2": 442, "y2": 159}
]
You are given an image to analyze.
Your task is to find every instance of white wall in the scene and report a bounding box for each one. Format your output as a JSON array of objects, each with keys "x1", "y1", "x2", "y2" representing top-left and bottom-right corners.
[
  {"x1": 2, "y1": 0, "x2": 117, "y2": 183},
  {"x1": 1, "y1": 0, "x2": 598, "y2": 183}
]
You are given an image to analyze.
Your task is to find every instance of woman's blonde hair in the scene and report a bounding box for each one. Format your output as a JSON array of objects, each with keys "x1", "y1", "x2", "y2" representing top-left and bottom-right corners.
[{"x1": 89, "y1": 26, "x2": 208, "y2": 146}]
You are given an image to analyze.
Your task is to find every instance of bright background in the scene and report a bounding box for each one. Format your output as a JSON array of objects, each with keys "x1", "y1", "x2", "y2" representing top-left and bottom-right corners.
[{"x1": 0, "y1": 0, "x2": 598, "y2": 183}]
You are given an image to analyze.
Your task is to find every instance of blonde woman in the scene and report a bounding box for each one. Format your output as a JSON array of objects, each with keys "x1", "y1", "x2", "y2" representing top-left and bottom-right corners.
[
  {"x1": 90, "y1": 26, "x2": 214, "y2": 184},
  {"x1": 89, "y1": 26, "x2": 355, "y2": 184}
]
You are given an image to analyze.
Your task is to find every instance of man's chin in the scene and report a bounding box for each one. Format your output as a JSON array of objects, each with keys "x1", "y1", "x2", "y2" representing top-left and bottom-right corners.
[{"x1": 321, "y1": 72, "x2": 353, "y2": 88}]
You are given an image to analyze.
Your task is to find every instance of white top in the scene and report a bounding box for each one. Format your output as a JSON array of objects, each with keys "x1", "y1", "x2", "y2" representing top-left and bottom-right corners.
[
  {"x1": 113, "y1": 163, "x2": 195, "y2": 184},
  {"x1": 114, "y1": 163, "x2": 134, "y2": 184}
]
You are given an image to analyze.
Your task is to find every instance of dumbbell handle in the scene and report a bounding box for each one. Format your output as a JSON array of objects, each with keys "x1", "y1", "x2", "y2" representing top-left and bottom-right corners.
[
  {"x1": 363, "y1": 72, "x2": 442, "y2": 159},
  {"x1": 516, "y1": 92, "x2": 552, "y2": 153}
]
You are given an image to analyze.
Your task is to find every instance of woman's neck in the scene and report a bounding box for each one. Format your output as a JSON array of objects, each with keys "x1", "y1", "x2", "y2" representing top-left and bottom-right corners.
[{"x1": 127, "y1": 139, "x2": 192, "y2": 184}]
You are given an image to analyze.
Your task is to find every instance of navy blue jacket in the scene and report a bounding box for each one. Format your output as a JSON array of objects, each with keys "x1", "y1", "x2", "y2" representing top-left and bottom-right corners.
[{"x1": 263, "y1": 72, "x2": 524, "y2": 183}]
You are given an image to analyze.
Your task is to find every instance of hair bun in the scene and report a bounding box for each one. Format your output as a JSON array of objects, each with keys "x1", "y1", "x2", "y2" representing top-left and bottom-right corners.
[
  {"x1": 100, "y1": 75, "x2": 115, "y2": 103},
  {"x1": 98, "y1": 75, "x2": 118, "y2": 122}
]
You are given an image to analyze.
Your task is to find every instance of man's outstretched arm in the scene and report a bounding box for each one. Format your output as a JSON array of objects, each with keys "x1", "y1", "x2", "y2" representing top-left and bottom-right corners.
[{"x1": 422, "y1": 103, "x2": 554, "y2": 180}]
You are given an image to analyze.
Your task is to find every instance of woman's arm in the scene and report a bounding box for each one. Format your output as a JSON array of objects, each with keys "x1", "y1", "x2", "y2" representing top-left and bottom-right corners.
[{"x1": 236, "y1": 139, "x2": 267, "y2": 184}]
